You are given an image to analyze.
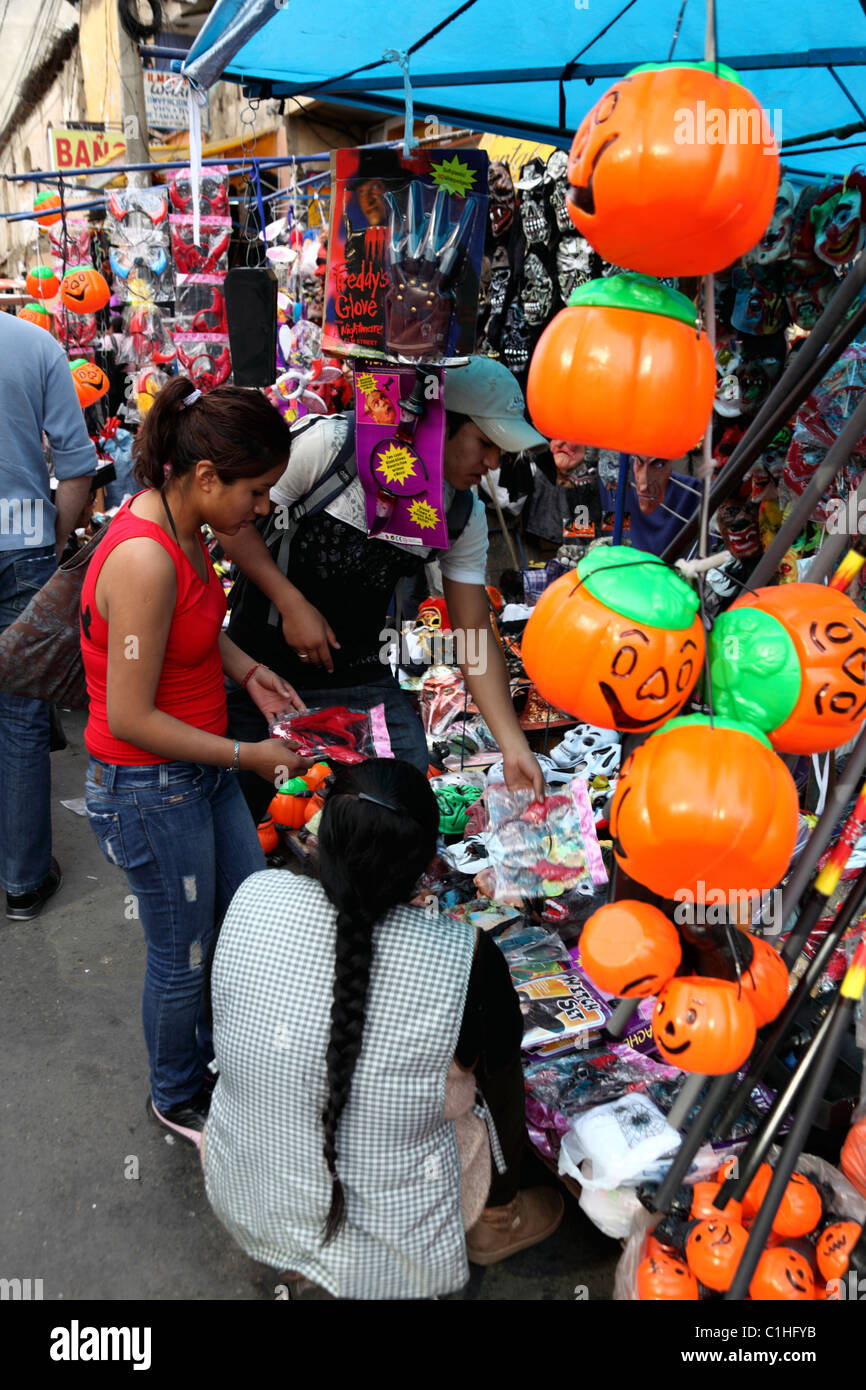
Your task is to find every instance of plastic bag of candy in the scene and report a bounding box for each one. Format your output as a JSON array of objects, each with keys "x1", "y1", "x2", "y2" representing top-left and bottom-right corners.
[
  {"x1": 269, "y1": 705, "x2": 384, "y2": 764},
  {"x1": 483, "y1": 782, "x2": 607, "y2": 904}
]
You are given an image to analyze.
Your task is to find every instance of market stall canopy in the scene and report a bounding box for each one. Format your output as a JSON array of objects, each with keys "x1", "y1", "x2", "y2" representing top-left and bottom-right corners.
[{"x1": 181, "y1": 0, "x2": 866, "y2": 177}]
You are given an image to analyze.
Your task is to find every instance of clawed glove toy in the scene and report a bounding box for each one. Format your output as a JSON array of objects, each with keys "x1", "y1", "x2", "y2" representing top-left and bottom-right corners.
[{"x1": 384, "y1": 183, "x2": 477, "y2": 359}]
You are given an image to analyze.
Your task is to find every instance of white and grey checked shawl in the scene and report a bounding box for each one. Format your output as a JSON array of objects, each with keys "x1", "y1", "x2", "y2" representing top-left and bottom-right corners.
[{"x1": 204, "y1": 871, "x2": 477, "y2": 1300}]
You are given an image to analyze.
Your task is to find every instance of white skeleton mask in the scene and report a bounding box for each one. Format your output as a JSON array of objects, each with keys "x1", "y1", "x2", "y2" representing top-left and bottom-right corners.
[
  {"x1": 545, "y1": 150, "x2": 572, "y2": 235},
  {"x1": 502, "y1": 303, "x2": 531, "y2": 373},
  {"x1": 556, "y1": 235, "x2": 594, "y2": 301},
  {"x1": 520, "y1": 253, "x2": 554, "y2": 325}
]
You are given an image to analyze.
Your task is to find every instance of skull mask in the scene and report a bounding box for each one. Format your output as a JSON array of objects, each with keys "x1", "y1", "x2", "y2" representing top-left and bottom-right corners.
[
  {"x1": 556, "y1": 234, "x2": 594, "y2": 301},
  {"x1": 517, "y1": 158, "x2": 550, "y2": 246},
  {"x1": 520, "y1": 253, "x2": 554, "y2": 325},
  {"x1": 487, "y1": 262, "x2": 511, "y2": 318},
  {"x1": 502, "y1": 302, "x2": 531, "y2": 374},
  {"x1": 545, "y1": 149, "x2": 573, "y2": 235}
]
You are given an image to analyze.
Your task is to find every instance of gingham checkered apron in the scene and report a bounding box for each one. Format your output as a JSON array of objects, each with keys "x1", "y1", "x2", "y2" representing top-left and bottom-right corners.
[{"x1": 204, "y1": 871, "x2": 478, "y2": 1300}]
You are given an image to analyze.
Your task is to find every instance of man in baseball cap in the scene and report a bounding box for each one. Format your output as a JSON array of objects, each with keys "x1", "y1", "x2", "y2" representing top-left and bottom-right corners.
[
  {"x1": 443, "y1": 356, "x2": 548, "y2": 454},
  {"x1": 219, "y1": 356, "x2": 548, "y2": 810}
]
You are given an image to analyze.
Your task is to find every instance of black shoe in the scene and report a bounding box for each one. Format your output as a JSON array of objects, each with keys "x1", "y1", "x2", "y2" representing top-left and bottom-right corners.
[
  {"x1": 6, "y1": 858, "x2": 62, "y2": 921},
  {"x1": 148, "y1": 1085, "x2": 211, "y2": 1149}
]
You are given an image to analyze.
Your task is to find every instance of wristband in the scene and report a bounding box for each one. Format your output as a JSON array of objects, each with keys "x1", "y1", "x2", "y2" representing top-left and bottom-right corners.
[
  {"x1": 226, "y1": 740, "x2": 240, "y2": 772},
  {"x1": 240, "y1": 663, "x2": 262, "y2": 691}
]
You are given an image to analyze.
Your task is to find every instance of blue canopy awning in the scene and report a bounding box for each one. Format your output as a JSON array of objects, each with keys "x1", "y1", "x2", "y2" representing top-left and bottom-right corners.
[{"x1": 182, "y1": 0, "x2": 866, "y2": 178}]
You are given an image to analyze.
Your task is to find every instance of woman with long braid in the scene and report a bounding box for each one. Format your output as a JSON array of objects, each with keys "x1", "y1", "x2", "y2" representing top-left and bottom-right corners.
[{"x1": 202, "y1": 759, "x2": 563, "y2": 1298}]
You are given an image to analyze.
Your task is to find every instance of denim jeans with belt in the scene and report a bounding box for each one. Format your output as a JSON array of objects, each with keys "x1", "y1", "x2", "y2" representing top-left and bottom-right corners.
[
  {"x1": 0, "y1": 545, "x2": 57, "y2": 895},
  {"x1": 84, "y1": 756, "x2": 266, "y2": 1111}
]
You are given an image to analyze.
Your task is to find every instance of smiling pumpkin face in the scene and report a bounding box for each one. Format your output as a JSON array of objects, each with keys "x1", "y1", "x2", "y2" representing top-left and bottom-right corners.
[
  {"x1": 816, "y1": 1221, "x2": 862, "y2": 1282},
  {"x1": 637, "y1": 1249, "x2": 699, "y2": 1300},
  {"x1": 749, "y1": 1247, "x2": 815, "y2": 1301},
  {"x1": 520, "y1": 546, "x2": 703, "y2": 731},
  {"x1": 685, "y1": 1219, "x2": 750, "y2": 1291},
  {"x1": 70, "y1": 360, "x2": 109, "y2": 409},
  {"x1": 652, "y1": 976, "x2": 756, "y2": 1075},
  {"x1": 60, "y1": 266, "x2": 110, "y2": 315},
  {"x1": 566, "y1": 62, "x2": 779, "y2": 275}
]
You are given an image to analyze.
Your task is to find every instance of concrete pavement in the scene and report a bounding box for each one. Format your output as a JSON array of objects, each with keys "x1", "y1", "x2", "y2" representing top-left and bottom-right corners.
[{"x1": 1, "y1": 708, "x2": 620, "y2": 1302}]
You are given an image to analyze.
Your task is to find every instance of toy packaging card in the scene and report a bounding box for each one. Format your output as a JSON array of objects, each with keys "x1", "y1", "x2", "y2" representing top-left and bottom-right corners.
[
  {"x1": 517, "y1": 969, "x2": 611, "y2": 1052},
  {"x1": 353, "y1": 364, "x2": 449, "y2": 548},
  {"x1": 324, "y1": 145, "x2": 488, "y2": 361}
]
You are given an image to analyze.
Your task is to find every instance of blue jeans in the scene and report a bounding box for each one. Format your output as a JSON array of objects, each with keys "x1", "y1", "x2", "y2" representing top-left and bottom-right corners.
[
  {"x1": 84, "y1": 757, "x2": 266, "y2": 1110},
  {"x1": 226, "y1": 672, "x2": 429, "y2": 824},
  {"x1": 0, "y1": 545, "x2": 57, "y2": 894}
]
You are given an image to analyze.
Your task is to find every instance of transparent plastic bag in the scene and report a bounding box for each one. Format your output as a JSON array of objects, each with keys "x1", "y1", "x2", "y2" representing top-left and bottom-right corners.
[
  {"x1": 485, "y1": 782, "x2": 607, "y2": 904},
  {"x1": 269, "y1": 705, "x2": 378, "y2": 764},
  {"x1": 615, "y1": 1151, "x2": 866, "y2": 1300}
]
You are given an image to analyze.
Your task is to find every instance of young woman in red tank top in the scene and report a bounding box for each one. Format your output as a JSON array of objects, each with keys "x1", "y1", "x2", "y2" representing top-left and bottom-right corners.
[{"x1": 82, "y1": 377, "x2": 314, "y2": 1148}]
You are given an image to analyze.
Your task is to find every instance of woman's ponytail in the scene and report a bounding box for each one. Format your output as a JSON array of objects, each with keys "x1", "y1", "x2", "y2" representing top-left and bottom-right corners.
[
  {"x1": 131, "y1": 375, "x2": 293, "y2": 489},
  {"x1": 132, "y1": 376, "x2": 196, "y2": 488}
]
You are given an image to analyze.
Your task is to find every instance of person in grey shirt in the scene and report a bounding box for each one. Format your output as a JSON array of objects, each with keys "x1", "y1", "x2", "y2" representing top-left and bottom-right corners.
[{"x1": 0, "y1": 312, "x2": 96, "y2": 918}]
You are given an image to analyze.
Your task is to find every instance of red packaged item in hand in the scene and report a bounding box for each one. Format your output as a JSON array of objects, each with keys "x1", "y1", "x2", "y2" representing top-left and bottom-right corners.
[{"x1": 269, "y1": 706, "x2": 375, "y2": 765}]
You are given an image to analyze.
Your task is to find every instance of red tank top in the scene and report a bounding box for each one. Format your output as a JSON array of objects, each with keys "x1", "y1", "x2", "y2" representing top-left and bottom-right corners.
[{"x1": 81, "y1": 493, "x2": 228, "y2": 765}]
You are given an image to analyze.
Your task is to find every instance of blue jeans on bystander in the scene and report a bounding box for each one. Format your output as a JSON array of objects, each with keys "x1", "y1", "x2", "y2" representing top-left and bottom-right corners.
[
  {"x1": 0, "y1": 545, "x2": 57, "y2": 895},
  {"x1": 84, "y1": 756, "x2": 266, "y2": 1111}
]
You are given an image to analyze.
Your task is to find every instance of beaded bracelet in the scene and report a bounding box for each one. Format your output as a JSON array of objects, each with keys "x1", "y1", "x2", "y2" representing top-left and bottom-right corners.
[{"x1": 240, "y1": 663, "x2": 262, "y2": 690}]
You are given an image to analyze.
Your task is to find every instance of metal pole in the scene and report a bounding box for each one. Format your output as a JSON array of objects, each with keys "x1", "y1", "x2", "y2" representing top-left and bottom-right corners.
[
  {"x1": 714, "y1": 862, "x2": 866, "y2": 1136},
  {"x1": 777, "y1": 725, "x2": 866, "y2": 931},
  {"x1": 116, "y1": 0, "x2": 152, "y2": 187},
  {"x1": 2, "y1": 154, "x2": 331, "y2": 183},
  {"x1": 716, "y1": 998, "x2": 840, "y2": 1210},
  {"x1": 725, "y1": 997, "x2": 853, "y2": 1300},
  {"x1": 662, "y1": 257, "x2": 866, "y2": 564},
  {"x1": 612, "y1": 453, "x2": 629, "y2": 546},
  {"x1": 748, "y1": 394, "x2": 866, "y2": 589}
]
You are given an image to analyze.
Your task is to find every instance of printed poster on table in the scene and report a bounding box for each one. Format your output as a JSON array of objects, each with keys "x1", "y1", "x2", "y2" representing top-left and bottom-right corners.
[
  {"x1": 324, "y1": 145, "x2": 488, "y2": 361},
  {"x1": 353, "y1": 365, "x2": 449, "y2": 549}
]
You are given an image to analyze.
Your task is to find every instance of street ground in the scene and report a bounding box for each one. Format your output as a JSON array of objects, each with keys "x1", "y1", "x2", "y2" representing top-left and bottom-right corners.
[{"x1": 1, "y1": 708, "x2": 621, "y2": 1302}]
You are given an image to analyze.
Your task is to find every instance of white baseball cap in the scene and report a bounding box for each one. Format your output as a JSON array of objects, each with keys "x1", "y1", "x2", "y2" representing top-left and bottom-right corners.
[{"x1": 443, "y1": 357, "x2": 548, "y2": 453}]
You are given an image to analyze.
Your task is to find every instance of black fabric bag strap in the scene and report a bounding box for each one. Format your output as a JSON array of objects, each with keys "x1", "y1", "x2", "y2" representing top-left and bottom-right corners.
[
  {"x1": 445, "y1": 488, "x2": 474, "y2": 543},
  {"x1": 264, "y1": 413, "x2": 357, "y2": 627}
]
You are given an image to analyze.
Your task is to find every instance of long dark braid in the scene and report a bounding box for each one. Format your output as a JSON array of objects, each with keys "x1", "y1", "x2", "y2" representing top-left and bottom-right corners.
[
  {"x1": 316, "y1": 759, "x2": 439, "y2": 1246},
  {"x1": 321, "y1": 905, "x2": 376, "y2": 1243}
]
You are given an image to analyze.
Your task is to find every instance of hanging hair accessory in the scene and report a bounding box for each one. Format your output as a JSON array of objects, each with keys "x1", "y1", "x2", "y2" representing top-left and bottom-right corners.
[{"x1": 183, "y1": 389, "x2": 202, "y2": 407}]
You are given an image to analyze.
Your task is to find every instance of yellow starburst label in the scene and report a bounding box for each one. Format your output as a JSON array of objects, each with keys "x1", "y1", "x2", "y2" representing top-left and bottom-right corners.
[
  {"x1": 375, "y1": 443, "x2": 417, "y2": 485},
  {"x1": 430, "y1": 155, "x2": 476, "y2": 197},
  {"x1": 408, "y1": 499, "x2": 440, "y2": 531},
  {"x1": 356, "y1": 372, "x2": 377, "y2": 395}
]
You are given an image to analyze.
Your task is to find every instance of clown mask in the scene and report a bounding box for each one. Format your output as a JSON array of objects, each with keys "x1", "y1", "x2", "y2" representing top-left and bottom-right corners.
[
  {"x1": 750, "y1": 181, "x2": 796, "y2": 265},
  {"x1": 812, "y1": 181, "x2": 866, "y2": 266}
]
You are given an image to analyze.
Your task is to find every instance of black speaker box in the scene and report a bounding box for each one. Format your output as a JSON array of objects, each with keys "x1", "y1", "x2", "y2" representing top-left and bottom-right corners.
[{"x1": 224, "y1": 266, "x2": 278, "y2": 386}]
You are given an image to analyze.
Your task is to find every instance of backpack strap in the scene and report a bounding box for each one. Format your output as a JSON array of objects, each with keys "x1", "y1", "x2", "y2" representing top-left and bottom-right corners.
[
  {"x1": 445, "y1": 488, "x2": 474, "y2": 544},
  {"x1": 265, "y1": 413, "x2": 357, "y2": 628}
]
